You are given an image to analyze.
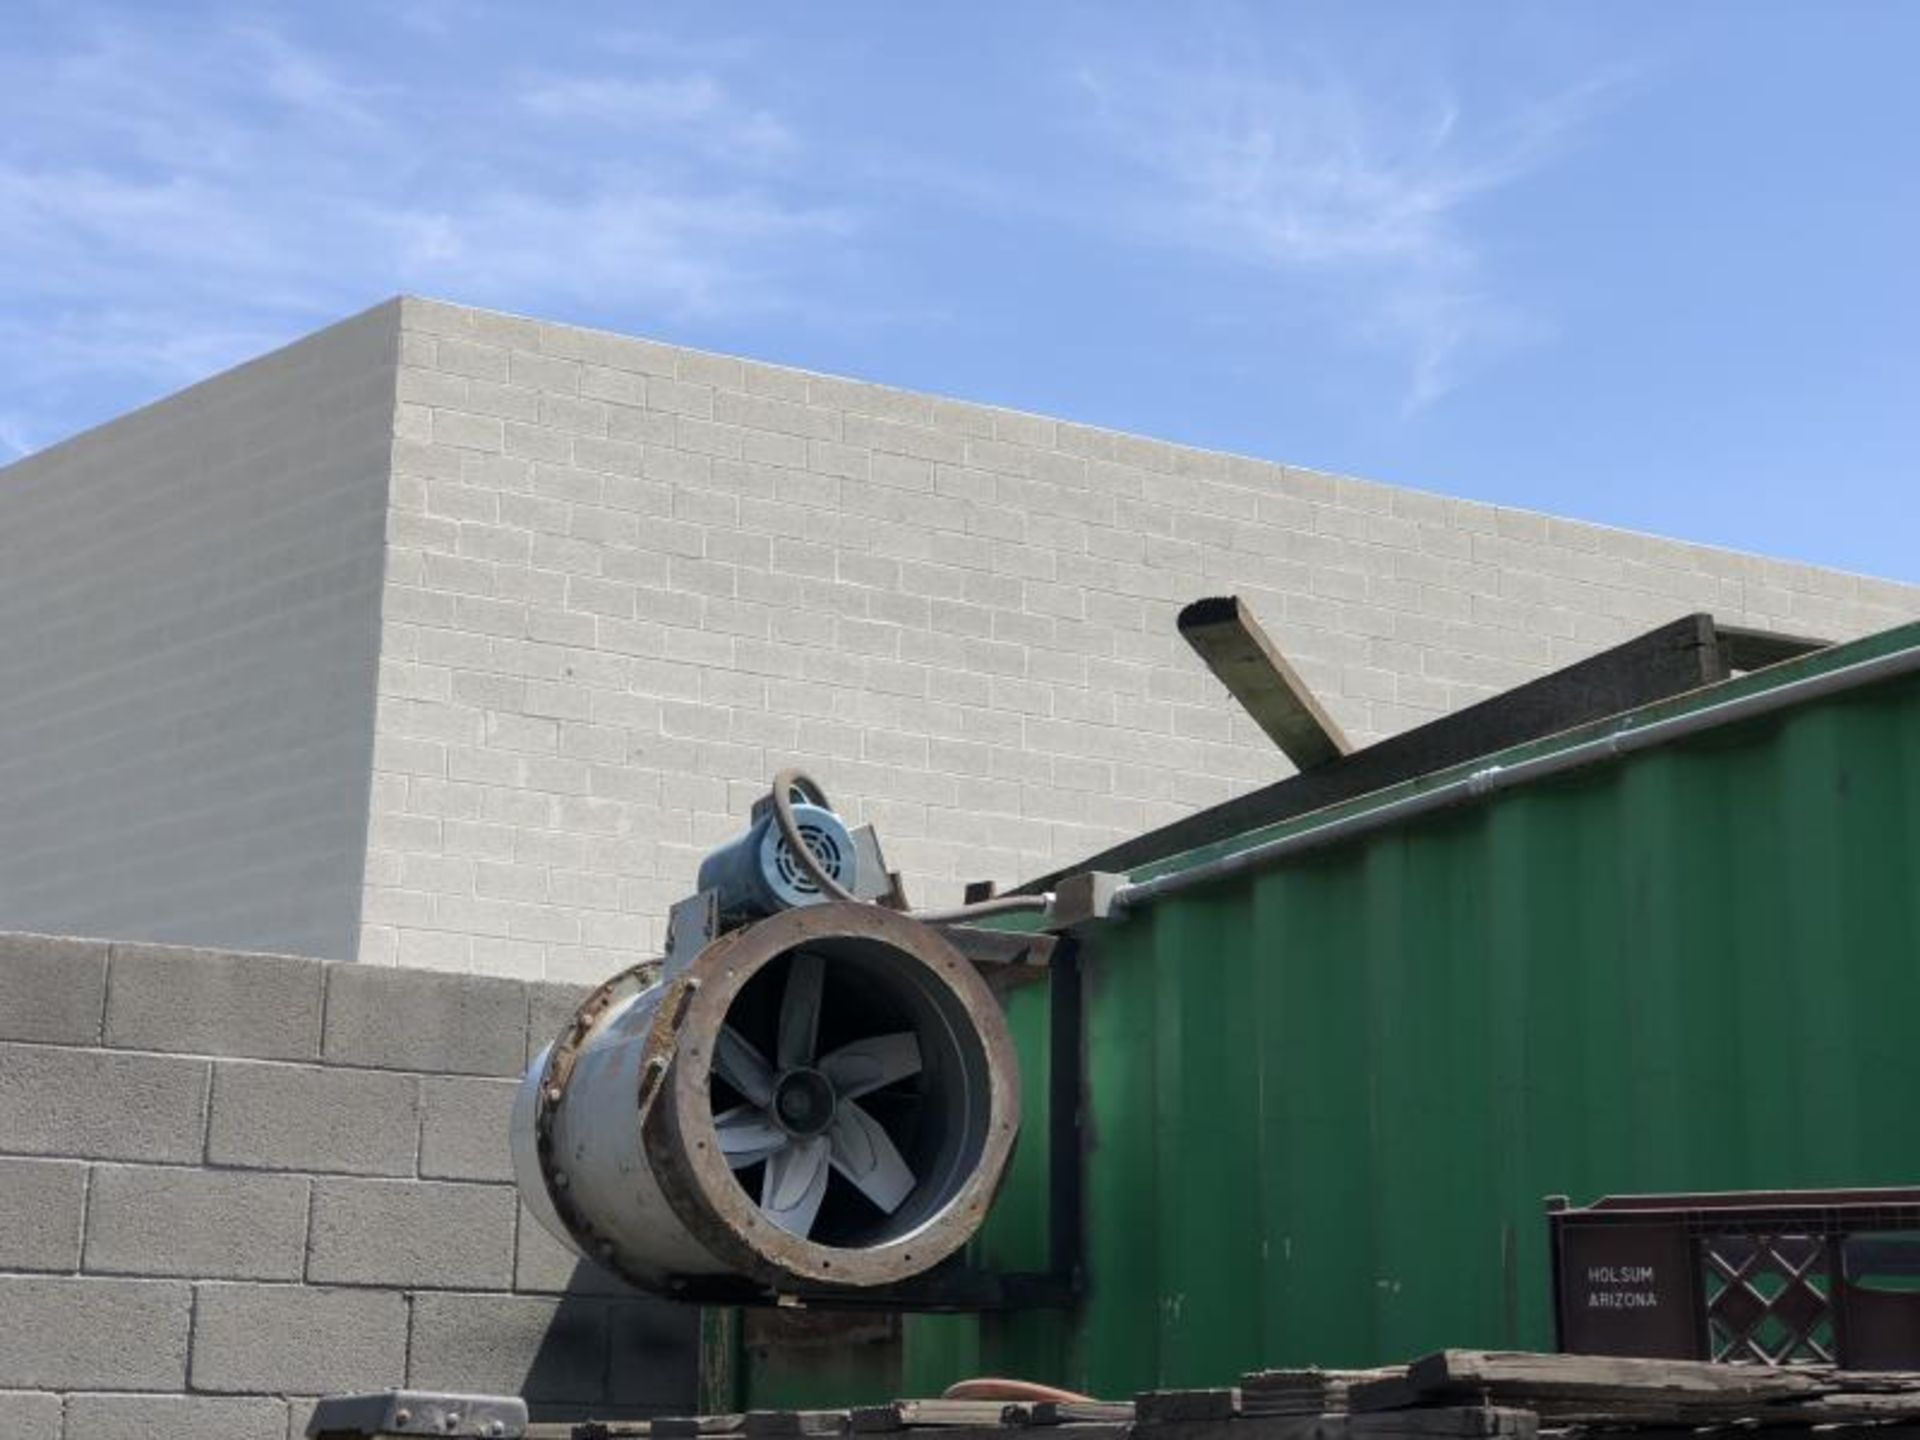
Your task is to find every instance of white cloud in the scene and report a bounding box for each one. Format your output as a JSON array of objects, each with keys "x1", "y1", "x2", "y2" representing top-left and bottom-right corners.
[
  {"x1": 517, "y1": 74, "x2": 795, "y2": 159},
  {"x1": 0, "y1": 414, "x2": 37, "y2": 461},
  {"x1": 0, "y1": 11, "x2": 845, "y2": 451},
  {"x1": 241, "y1": 25, "x2": 390, "y2": 130},
  {"x1": 1076, "y1": 47, "x2": 1624, "y2": 410},
  {"x1": 377, "y1": 180, "x2": 850, "y2": 316}
]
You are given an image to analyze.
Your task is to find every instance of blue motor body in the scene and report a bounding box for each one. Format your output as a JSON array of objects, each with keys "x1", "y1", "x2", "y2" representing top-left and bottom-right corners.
[{"x1": 695, "y1": 802, "x2": 859, "y2": 920}]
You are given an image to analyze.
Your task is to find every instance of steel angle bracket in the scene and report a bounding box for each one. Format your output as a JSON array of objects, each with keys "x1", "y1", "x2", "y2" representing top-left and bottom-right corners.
[{"x1": 308, "y1": 1389, "x2": 526, "y2": 1438}]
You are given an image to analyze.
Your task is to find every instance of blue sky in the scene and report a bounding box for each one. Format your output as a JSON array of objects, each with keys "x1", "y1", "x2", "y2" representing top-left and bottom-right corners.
[{"x1": 7, "y1": 2, "x2": 1915, "y2": 581}]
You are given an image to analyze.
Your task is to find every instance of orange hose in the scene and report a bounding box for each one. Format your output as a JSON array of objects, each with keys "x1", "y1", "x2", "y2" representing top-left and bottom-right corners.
[{"x1": 941, "y1": 1378, "x2": 1099, "y2": 1404}]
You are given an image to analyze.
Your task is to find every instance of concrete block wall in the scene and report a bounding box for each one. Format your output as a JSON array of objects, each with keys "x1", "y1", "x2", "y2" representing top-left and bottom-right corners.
[
  {"x1": 361, "y1": 297, "x2": 1920, "y2": 980},
  {"x1": 0, "y1": 932, "x2": 698, "y2": 1438},
  {"x1": 0, "y1": 302, "x2": 400, "y2": 962},
  {"x1": 4, "y1": 293, "x2": 1913, "y2": 981}
]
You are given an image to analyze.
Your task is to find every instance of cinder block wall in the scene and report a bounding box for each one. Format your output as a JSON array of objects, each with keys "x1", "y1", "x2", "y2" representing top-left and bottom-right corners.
[
  {"x1": 5, "y1": 294, "x2": 1914, "y2": 982},
  {"x1": 361, "y1": 297, "x2": 1920, "y2": 980},
  {"x1": 0, "y1": 303, "x2": 400, "y2": 962},
  {"x1": 0, "y1": 932, "x2": 697, "y2": 1438}
]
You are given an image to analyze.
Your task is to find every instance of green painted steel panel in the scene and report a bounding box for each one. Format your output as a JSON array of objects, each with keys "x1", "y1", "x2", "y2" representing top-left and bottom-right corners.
[
  {"x1": 748, "y1": 622, "x2": 1920, "y2": 1405},
  {"x1": 735, "y1": 1334, "x2": 902, "y2": 1411}
]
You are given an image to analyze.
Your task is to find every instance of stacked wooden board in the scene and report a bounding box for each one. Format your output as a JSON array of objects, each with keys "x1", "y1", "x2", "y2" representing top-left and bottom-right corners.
[
  {"x1": 1240, "y1": 1368, "x2": 1403, "y2": 1417},
  {"x1": 535, "y1": 1353, "x2": 1920, "y2": 1440}
]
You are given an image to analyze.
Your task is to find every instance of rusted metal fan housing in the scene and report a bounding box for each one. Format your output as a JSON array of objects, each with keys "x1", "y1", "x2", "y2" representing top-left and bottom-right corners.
[{"x1": 510, "y1": 902, "x2": 1019, "y2": 1296}]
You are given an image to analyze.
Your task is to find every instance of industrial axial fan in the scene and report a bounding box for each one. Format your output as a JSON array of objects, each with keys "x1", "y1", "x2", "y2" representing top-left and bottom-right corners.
[{"x1": 510, "y1": 773, "x2": 1074, "y2": 1304}]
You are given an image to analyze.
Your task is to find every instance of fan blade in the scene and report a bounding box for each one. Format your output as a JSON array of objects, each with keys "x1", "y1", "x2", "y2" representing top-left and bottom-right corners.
[
  {"x1": 714, "y1": 1105, "x2": 788, "y2": 1169},
  {"x1": 777, "y1": 951, "x2": 825, "y2": 1070},
  {"x1": 818, "y1": 1032, "x2": 922, "y2": 1100},
  {"x1": 761, "y1": 1134, "x2": 830, "y2": 1237},
  {"x1": 828, "y1": 1100, "x2": 916, "y2": 1214},
  {"x1": 714, "y1": 1026, "x2": 774, "y2": 1107}
]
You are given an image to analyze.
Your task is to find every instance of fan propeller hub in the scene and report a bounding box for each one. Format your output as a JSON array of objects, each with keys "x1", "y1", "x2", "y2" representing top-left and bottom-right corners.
[{"x1": 771, "y1": 1068, "x2": 837, "y2": 1138}]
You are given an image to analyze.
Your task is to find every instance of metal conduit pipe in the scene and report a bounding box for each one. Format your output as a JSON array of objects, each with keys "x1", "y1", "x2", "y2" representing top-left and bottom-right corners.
[
  {"x1": 908, "y1": 894, "x2": 1055, "y2": 925},
  {"x1": 1113, "y1": 641, "x2": 1920, "y2": 914},
  {"x1": 768, "y1": 767, "x2": 864, "y2": 906}
]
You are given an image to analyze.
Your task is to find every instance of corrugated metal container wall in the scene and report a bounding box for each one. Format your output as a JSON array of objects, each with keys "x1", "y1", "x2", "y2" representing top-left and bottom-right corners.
[{"x1": 754, "y1": 625, "x2": 1920, "y2": 1406}]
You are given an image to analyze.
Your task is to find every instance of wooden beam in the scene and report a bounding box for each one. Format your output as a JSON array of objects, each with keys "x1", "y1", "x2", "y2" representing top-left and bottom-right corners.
[
  {"x1": 745, "y1": 1410, "x2": 852, "y2": 1438},
  {"x1": 1717, "y1": 623, "x2": 1830, "y2": 672},
  {"x1": 851, "y1": 1401, "x2": 1019, "y2": 1431},
  {"x1": 1135, "y1": 1389, "x2": 1242, "y2": 1423},
  {"x1": 1021, "y1": 613, "x2": 1728, "y2": 893},
  {"x1": 1403, "y1": 1348, "x2": 1830, "y2": 1402},
  {"x1": 1178, "y1": 596, "x2": 1351, "y2": 770},
  {"x1": 1022, "y1": 1401, "x2": 1136, "y2": 1425},
  {"x1": 1375, "y1": 1349, "x2": 1843, "y2": 1425}
]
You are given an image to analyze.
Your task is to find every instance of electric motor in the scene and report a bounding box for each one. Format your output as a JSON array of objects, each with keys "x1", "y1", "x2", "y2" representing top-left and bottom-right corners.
[{"x1": 693, "y1": 799, "x2": 857, "y2": 921}]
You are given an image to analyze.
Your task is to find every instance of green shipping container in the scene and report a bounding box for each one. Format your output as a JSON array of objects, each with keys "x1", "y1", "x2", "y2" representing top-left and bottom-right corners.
[{"x1": 733, "y1": 620, "x2": 1920, "y2": 1408}]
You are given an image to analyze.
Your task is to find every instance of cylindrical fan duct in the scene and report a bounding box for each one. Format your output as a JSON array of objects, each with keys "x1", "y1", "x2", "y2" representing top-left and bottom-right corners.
[{"x1": 510, "y1": 902, "x2": 1019, "y2": 1295}]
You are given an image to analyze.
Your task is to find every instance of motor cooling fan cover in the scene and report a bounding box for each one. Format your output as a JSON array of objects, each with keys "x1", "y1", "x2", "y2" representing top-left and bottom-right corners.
[
  {"x1": 764, "y1": 805, "x2": 854, "y2": 907},
  {"x1": 513, "y1": 902, "x2": 1020, "y2": 1295}
]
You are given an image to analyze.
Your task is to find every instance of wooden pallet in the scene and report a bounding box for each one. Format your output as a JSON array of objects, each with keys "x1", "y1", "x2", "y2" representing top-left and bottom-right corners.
[
  {"x1": 1241, "y1": 1368, "x2": 1404, "y2": 1417},
  {"x1": 536, "y1": 1350, "x2": 1920, "y2": 1440},
  {"x1": 1361, "y1": 1350, "x2": 1920, "y2": 1426}
]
